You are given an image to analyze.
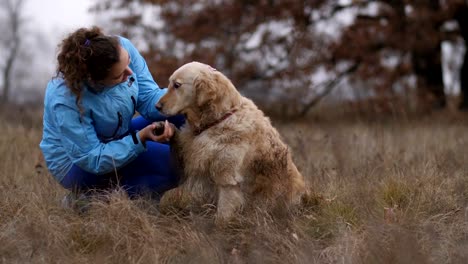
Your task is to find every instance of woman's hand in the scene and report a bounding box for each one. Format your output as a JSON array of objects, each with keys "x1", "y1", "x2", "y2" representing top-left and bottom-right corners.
[{"x1": 139, "y1": 120, "x2": 175, "y2": 144}]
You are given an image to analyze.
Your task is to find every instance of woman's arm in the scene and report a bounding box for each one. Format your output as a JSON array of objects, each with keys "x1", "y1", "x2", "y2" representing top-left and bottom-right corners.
[
  {"x1": 54, "y1": 102, "x2": 146, "y2": 175},
  {"x1": 122, "y1": 37, "x2": 168, "y2": 121}
]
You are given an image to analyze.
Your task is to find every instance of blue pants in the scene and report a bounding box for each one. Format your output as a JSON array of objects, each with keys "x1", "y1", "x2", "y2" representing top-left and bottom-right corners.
[{"x1": 60, "y1": 115, "x2": 185, "y2": 197}]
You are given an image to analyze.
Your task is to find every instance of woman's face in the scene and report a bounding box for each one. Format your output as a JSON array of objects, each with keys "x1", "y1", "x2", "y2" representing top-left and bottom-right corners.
[{"x1": 100, "y1": 45, "x2": 133, "y2": 87}]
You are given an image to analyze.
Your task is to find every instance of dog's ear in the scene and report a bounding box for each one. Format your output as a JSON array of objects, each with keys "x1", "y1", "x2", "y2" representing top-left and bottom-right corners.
[{"x1": 194, "y1": 71, "x2": 219, "y2": 107}]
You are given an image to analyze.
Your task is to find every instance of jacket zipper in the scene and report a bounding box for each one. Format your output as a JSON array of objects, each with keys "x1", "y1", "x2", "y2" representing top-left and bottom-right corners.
[
  {"x1": 131, "y1": 96, "x2": 136, "y2": 114},
  {"x1": 109, "y1": 112, "x2": 123, "y2": 139}
]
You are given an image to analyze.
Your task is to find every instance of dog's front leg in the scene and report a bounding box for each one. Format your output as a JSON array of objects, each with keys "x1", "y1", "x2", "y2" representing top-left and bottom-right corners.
[
  {"x1": 216, "y1": 184, "x2": 244, "y2": 222},
  {"x1": 210, "y1": 148, "x2": 247, "y2": 223},
  {"x1": 168, "y1": 126, "x2": 187, "y2": 184}
]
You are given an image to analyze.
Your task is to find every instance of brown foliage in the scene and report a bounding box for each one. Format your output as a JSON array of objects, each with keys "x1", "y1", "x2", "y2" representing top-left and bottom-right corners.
[
  {"x1": 91, "y1": 0, "x2": 467, "y2": 116},
  {"x1": 332, "y1": 0, "x2": 467, "y2": 109}
]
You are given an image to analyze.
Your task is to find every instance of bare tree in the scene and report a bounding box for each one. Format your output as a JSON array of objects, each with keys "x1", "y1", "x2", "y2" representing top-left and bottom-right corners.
[{"x1": 0, "y1": 0, "x2": 24, "y2": 104}]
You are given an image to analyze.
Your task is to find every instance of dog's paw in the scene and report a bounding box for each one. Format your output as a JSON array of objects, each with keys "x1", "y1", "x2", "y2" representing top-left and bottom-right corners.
[
  {"x1": 159, "y1": 187, "x2": 190, "y2": 213},
  {"x1": 152, "y1": 121, "x2": 166, "y2": 136}
]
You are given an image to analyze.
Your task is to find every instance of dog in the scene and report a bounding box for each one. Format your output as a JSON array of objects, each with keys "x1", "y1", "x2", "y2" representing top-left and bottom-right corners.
[{"x1": 156, "y1": 62, "x2": 306, "y2": 221}]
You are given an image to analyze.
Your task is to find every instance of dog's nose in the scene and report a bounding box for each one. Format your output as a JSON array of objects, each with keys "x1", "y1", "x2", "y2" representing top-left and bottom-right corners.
[{"x1": 155, "y1": 102, "x2": 163, "y2": 111}]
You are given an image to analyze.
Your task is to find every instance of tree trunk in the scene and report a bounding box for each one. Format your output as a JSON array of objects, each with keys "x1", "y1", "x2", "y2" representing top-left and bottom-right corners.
[
  {"x1": 1, "y1": 44, "x2": 18, "y2": 104},
  {"x1": 412, "y1": 47, "x2": 446, "y2": 109},
  {"x1": 455, "y1": 4, "x2": 468, "y2": 109},
  {"x1": 411, "y1": 1, "x2": 447, "y2": 109},
  {"x1": 1, "y1": 0, "x2": 22, "y2": 105}
]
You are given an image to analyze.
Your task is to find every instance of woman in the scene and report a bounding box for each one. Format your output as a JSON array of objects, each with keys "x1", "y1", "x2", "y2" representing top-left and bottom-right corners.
[{"x1": 40, "y1": 26, "x2": 182, "y2": 200}]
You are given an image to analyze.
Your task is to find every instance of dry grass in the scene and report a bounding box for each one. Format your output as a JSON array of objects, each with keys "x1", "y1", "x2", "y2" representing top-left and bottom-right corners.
[{"x1": 1, "y1": 104, "x2": 468, "y2": 264}]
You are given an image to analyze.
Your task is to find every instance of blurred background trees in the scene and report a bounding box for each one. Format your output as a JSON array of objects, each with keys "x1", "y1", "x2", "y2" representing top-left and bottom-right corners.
[
  {"x1": 91, "y1": 0, "x2": 467, "y2": 117},
  {"x1": 0, "y1": 0, "x2": 52, "y2": 105},
  {"x1": 331, "y1": 0, "x2": 467, "y2": 112},
  {"x1": 92, "y1": 0, "x2": 333, "y2": 116},
  {"x1": 2, "y1": 0, "x2": 466, "y2": 117},
  {"x1": 0, "y1": 0, "x2": 25, "y2": 104}
]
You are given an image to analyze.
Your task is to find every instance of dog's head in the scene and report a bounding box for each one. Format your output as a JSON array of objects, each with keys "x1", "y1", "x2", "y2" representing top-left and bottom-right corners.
[{"x1": 156, "y1": 61, "x2": 239, "y2": 116}]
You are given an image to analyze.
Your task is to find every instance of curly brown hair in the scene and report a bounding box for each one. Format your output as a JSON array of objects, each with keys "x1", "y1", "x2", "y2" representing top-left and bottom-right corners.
[{"x1": 56, "y1": 26, "x2": 120, "y2": 110}]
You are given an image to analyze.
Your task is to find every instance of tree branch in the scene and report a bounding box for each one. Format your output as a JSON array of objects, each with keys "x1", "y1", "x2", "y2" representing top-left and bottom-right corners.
[{"x1": 298, "y1": 62, "x2": 360, "y2": 117}]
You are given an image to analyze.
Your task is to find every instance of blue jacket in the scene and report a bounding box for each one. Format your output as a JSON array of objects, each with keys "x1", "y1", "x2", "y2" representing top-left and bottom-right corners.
[{"x1": 40, "y1": 36, "x2": 167, "y2": 182}]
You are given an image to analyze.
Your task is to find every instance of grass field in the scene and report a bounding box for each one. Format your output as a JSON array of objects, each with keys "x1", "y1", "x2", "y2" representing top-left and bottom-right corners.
[{"x1": 1, "y1": 104, "x2": 468, "y2": 263}]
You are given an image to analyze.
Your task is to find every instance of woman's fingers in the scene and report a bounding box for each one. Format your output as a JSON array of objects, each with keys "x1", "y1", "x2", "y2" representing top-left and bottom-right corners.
[
  {"x1": 163, "y1": 120, "x2": 173, "y2": 141},
  {"x1": 144, "y1": 121, "x2": 174, "y2": 143}
]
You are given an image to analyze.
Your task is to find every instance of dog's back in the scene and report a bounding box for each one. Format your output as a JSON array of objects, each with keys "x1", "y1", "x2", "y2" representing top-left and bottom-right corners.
[
  {"x1": 233, "y1": 98, "x2": 305, "y2": 208},
  {"x1": 158, "y1": 61, "x2": 306, "y2": 220},
  {"x1": 173, "y1": 96, "x2": 305, "y2": 211}
]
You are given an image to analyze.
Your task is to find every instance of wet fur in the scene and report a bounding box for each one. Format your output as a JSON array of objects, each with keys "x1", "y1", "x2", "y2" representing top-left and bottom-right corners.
[{"x1": 157, "y1": 62, "x2": 306, "y2": 221}]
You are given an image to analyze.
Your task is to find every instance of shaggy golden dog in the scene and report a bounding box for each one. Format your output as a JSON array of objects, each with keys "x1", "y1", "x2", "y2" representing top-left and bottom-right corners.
[{"x1": 156, "y1": 62, "x2": 306, "y2": 221}]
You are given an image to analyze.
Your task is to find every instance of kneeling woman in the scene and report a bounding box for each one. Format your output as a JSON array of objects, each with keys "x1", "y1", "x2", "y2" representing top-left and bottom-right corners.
[{"x1": 40, "y1": 27, "x2": 183, "y2": 199}]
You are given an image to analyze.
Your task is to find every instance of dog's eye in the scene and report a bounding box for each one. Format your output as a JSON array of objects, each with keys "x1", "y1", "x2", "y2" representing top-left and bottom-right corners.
[{"x1": 173, "y1": 82, "x2": 182, "y2": 89}]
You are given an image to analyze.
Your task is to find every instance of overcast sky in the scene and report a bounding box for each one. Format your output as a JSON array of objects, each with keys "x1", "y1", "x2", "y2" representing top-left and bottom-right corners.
[
  {"x1": 6, "y1": 0, "x2": 96, "y2": 102},
  {"x1": 24, "y1": 0, "x2": 94, "y2": 41}
]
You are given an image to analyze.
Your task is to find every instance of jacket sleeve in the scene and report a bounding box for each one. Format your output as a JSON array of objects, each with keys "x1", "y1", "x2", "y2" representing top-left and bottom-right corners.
[
  {"x1": 54, "y1": 102, "x2": 146, "y2": 175},
  {"x1": 122, "y1": 37, "x2": 168, "y2": 121}
]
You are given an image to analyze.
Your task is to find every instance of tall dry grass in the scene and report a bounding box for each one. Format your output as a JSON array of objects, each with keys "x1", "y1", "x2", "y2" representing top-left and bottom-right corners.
[{"x1": 1, "y1": 104, "x2": 468, "y2": 264}]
